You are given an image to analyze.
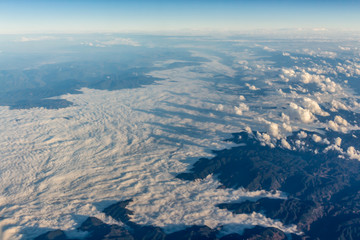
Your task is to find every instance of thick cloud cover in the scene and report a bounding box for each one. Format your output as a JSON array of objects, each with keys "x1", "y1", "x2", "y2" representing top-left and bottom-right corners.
[{"x1": 0, "y1": 59, "x2": 297, "y2": 239}]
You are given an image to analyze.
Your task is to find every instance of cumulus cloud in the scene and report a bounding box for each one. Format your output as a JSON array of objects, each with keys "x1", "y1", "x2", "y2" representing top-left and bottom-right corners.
[
  {"x1": 300, "y1": 71, "x2": 339, "y2": 93},
  {"x1": 234, "y1": 103, "x2": 249, "y2": 115},
  {"x1": 268, "y1": 122, "x2": 280, "y2": 138},
  {"x1": 281, "y1": 113, "x2": 290, "y2": 124},
  {"x1": 330, "y1": 100, "x2": 349, "y2": 112},
  {"x1": 327, "y1": 116, "x2": 349, "y2": 133},
  {"x1": 256, "y1": 132, "x2": 275, "y2": 148},
  {"x1": 289, "y1": 102, "x2": 316, "y2": 123},
  {"x1": 282, "y1": 123, "x2": 292, "y2": 132},
  {"x1": 297, "y1": 131, "x2": 308, "y2": 139},
  {"x1": 312, "y1": 134, "x2": 322, "y2": 143},
  {"x1": 239, "y1": 95, "x2": 246, "y2": 101},
  {"x1": 302, "y1": 97, "x2": 329, "y2": 116},
  {"x1": 245, "y1": 83, "x2": 259, "y2": 91},
  {"x1": 281, "y1": 68, "x2": 341, "y2": 93},
  {"x1": 346, "y1": 147, "x2": 360, "y2": 161},
  {"x1": 216, "y1": 104, "x2": 224, "y2": 111},
  {"x1": 281, "y1": 138, "x2": 292, "y2": 150},
  {"x1": 245, "y1": 126, "x2": 252, "y2": 134},
  {"x1": 335, "y1": 137, "x2": 342, "y2": 146}
]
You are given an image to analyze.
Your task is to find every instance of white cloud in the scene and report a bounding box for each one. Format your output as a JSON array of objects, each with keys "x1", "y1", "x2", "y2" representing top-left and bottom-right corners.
[
  {"x1": 335, "y1": 137, "x2": 342, "y2": 146},
  {"x1": 83, "y1": 38, "x2": 141, "y2": 47},
  {"x1": 346, "y1": 146, "x2": 360, "y2": 161},
  {"x1": 17, "y1": 36, "x2": 56, "y2": 42},
  {"x1": 330, "y1": 100, "x2": 349, "y2": 111},
  {"x1": 334, "y1": 115, "x2": 348, "y2": 126},
  {"x1": 256, "y1": 132, "x2": 275, "y2": 148},
  {"x1": 281, "y1": 113, "x2": 290, "y2": 124},
  {"x1": 0, "y1": 62, "x2": 301, "y2": 239},
  {"x1": 302, "y1": 97, "x2": 329, "y2": 117},
  {"x1": 100, "y1": 38, "x2": 141, "y2": 47},
  {"x1": 245, "y1": 126, "x2": 252, "y2": 134},
  {"x1": 239, "y1": 95, "x2": 246, "y2": 101},
  {"x1": 234, "y1": 103, "x2": 249, "y2": 115},
  {"x1": 289, "y1": 103, "x2": 315, "y2": 123},
  {"x1": 282, "y1": 123, "x2": 292, "y2": 132},
  {"x1": 312, "y1": 134, "x2": 322, "y2": 143},
  {"x1": 327, "y1": 116, "x2": 349, "y2": 133},
  {"x1": 268, "y1": 122, "x2": 280, "y2": 138},
  {"x1": 216, "y1": 104, "x2": 224, "y2": 111},
  {"x1": 297, "y1": 131, "x2": 308, "y2": 139},
  {"x1": 281, "y1": 138, "x2": 292, "y2": 150},
  {"x1": 245, "y1": 83, "x2": 259, "y2": 91}
]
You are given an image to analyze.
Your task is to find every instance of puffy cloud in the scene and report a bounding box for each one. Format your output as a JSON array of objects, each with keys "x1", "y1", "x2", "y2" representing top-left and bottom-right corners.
[
  {"x1": 335, "y1": 137, "x2": 342, "y2": 146},
  {"x1": 245, "y1": 126, "x2": 252, "y2": 134},
  {"x1": 239, "y1": 95, "x2": 246, "y2": 101},
  {"x1": 289, "y1": 103, "x2": 315, "y2": 123},
  {"x1": 234, "y1": 103, "x2": 249, "y2": 115},
  {"x1": 282, "y1": 123, "x2": 292, "y2": 132},
  {"x1": 330, "y1": 100, "x2": 349, "y2": 112},
  {"x1": 327, "y1": 116, "x2": 349, "y2": 133},
  {"x1": 346, "y1": 147, "x2": 360, "y2": 161},
  {"x1": 268, "y1": 122, "x2": 280, "y2": 138},
  {"x1": 216, "y1": 104, "x2": 224, "y2": 111},
  {"x1": 300, "y1": 71, "x2": 339, "y2": 93},
  {"x1": 281, "y1": 138, "x2": 292, "y2": 150},
  {"x1": 295, "y1": 140, "x2": 305, "y2": 150},
  {"x1": 312, "y1": 134, "x2": 322, "y2": 143},
  {"x1": 281, "y1": 113, "x2": 290, "y2": 124},
  {"x1": 297, "y1": 131, "x2": 307, "y2": 139},
  {"x1": 334, "y1": 115, "x2": 348, "y2": 126},
  {"x1": 302, "y1": 97, "x2": 329, "y2": 116},
  {"x1": 281, "y1": 68, "x2": 341, "y2": 93},
  {"x1": 245, "y1": 83, "x2": 259, "y2": 91},
  {"x1": 256, "y1": 132, "x2": 275, "y2": 148},
  {"x1": 281, "y1": 68, "x2": 296, "y2": 78}
]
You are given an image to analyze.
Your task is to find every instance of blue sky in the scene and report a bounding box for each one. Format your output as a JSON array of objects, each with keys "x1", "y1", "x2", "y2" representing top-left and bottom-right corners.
[{"x1": 0, "y1": 0, "x2": 359, "y2": 34}]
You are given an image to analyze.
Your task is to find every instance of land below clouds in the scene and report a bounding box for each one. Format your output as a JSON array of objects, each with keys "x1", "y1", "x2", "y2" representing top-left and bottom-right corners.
[{"x1": 36, "y1": 129, "x2": 360, "y2": 240}]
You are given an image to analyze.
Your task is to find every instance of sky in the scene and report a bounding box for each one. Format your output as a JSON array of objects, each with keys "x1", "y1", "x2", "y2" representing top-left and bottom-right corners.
[{"x1": 0, "y1": 0, "x2": 359, "y2": 34}]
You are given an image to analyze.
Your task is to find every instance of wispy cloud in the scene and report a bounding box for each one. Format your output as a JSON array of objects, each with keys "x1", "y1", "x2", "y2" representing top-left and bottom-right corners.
[
  {"x1": 82, "y1": 38, "x2": 141, "y2": 47},
  {"x1": 16, "y1": 36, "x2": 57, "y2": 42}
]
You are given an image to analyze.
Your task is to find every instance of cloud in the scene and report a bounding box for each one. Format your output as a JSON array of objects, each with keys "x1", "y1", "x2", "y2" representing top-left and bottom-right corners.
[
  {"x1": 346, "y1": 147, "x2": 360, "y2": 161},
  {"x1": 312, "y1": 134, "x2": 322, "y2": 143},
  {"x1": 216, "y1": 104, "x2": 224, "y2": 111},
  {"x1": 0, "y1": 60, "x2": 301, "y2": 239},
  {"x1": 245, "y1": 83, "x2": 259, "y2": 91},
  {"x1": 327, "y1": 116, "x2": 349, "y2": 133},
  {"x1": 268, "y1": 122, "x2": 280, "y2": 138},
  {"x1": 16, "y1": 36, "x2": 56, "y2": 42},
  {"x1": 297, "y1": 131, "x2": 308, "y2": 139},
  {"x1": 256, "y1": 132, "x2": 275, "y2": 148},
  {"x1": 82, "y1": 38, "x2": 141, "y2": 47},
  {"x1": 100, "y1": 38, "x2": 141, "y2": 47},
  {"x1": 330, "y1": 100, "x2": 349, "y2": 112},
  {"x1": 282, "y1": 123, "x2": 292, "y2": 132},
  {"x1": 302, "y1": 97, "x2": 329, "y2": 117},
  {"x1": 335, "y1": 137, "x2": 342, "y2": 146},
  {"x1": 234, "y1": 103, "x2": 249, "y2": 115},
  {"x1": 281, "y1": 138, "x2": 292, "y2": 150},
  {"x1": 281, "y1": 68, "x2": 341, "y2": 93},
  {"x1": 289, "y1": 102, "x2": 315, "y2": 123}
]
